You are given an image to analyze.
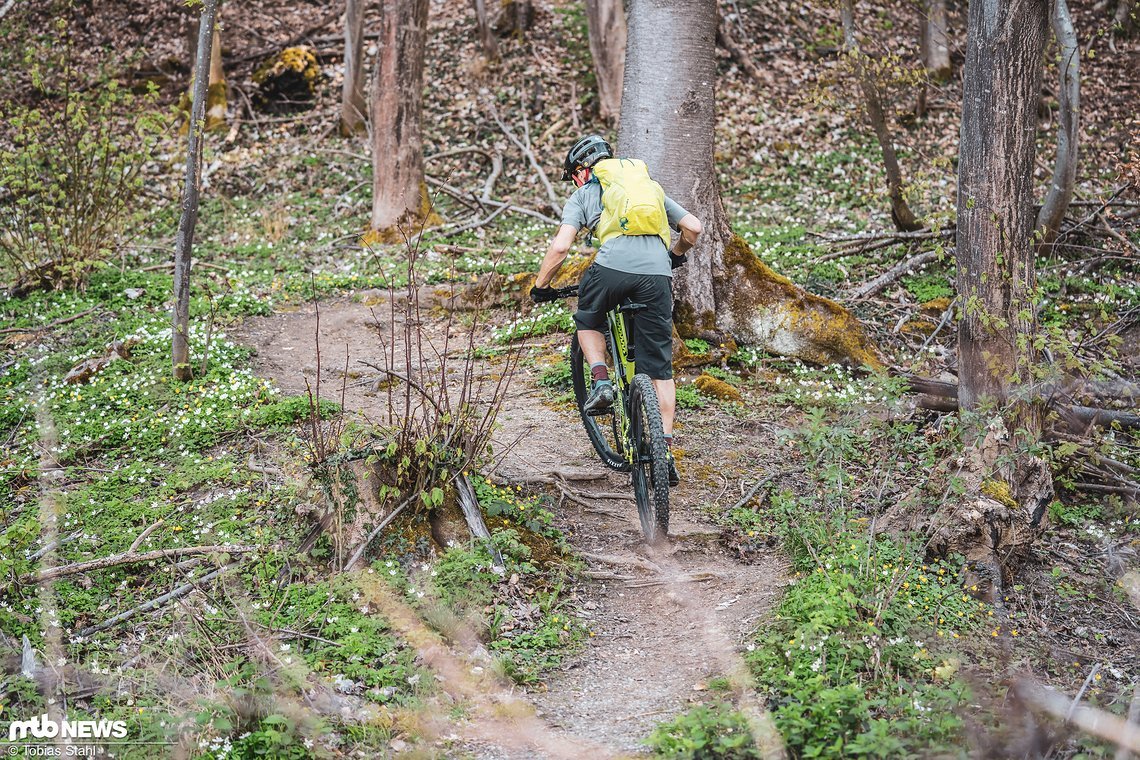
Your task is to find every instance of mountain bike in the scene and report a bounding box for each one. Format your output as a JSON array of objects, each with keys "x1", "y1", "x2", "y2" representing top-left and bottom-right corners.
[{"x1": 536, "y1": 285, "x2": 670, "y2": 544}]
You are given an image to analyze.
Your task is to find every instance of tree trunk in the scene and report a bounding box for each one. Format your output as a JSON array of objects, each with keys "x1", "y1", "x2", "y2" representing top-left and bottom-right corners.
[
  {"x1": 618, "y1": 0, "x2": 882, "y2": 369},
  {"x1": 205, "y1": 20, "x2": 226, "y2": 131},
  {"x1": 1115, "y1": 0, "x2": 1135, "y2": 34},
  {"x1": 472, "y1": 0, "x2": 499, "y2": 60},
  {"x1": 340, "y1": 0, "x2": 368, "y2": 137},
  {"x1": 841, "y1": 0, "x2": 922, "y2": 232},
  {"x1": 370, "y1": 0, "x2": 430, "y2": 232},
  {"x1": 920, "y1": 0, "x2": 952, "y2": 82},
  {"x1": 584, "y1": 0, "x2": 626, "y2": 124},
  {"x1": 1036, "y1": 0, "x2": 1080, "y2": 248},
  {"x1": 172, "y1": 0, "x2": 219, "y2": 381},
  {"x1": 948, "y1": 0, "x2": 1052, "y2": 568}
]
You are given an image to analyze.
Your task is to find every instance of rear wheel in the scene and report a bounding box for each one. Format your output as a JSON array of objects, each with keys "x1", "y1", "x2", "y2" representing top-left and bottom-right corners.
[
  {"x1": 628, "y1": 374, "x2": 670, "y2": 544},
  {"x1": 570, "y1": 334, "x2": 628, "y2": 472}
]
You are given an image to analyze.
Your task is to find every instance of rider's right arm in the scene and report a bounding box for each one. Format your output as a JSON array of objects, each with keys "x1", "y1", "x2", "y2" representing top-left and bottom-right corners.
[
  {"x1": 672, "y1": 214, "x2": 702, "y2": 256},
  {"x1": 534, "y1": 224, "x2": 579, "y2": 287}
]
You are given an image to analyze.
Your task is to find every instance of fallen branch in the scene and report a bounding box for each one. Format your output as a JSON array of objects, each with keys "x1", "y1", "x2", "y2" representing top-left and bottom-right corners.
[
  {"x1": 897, "y1": 372, "x2": 1140, "y2": 432},
  {"x1": 456, "y1": 474, "x2": 505, "y2": 572},
  {"x1": 625, "y1": 571, "x2": 720, "y2": 588},
  {"x1": 17, "y1": 544, "x2": 257, "y2": 588},
  {"x1": 729, "y1": 468, "x2": 805, "y2": 511},
  {"x1": 482, "y1": 95, "x2": 561, "y2": 216},
  {"x1": 0, "y1": 307, "x2": 97, "y2": 335},
  {"x1": 77, "y1": 559, "x2": 246, "y2": 637},
  {"x1": 716, "y1": 11, "x2": 767, "y2": 87},
  {"x1": 344, "y1": 493, "x2": 417, "y2": 571},
  {"x1": 1017, "y1": 680, "x2": 1140, "y2": 754},
  {"x1": 425, "y1": 176, "x2": 558, "y2": 225},
  {"x1": 849, "y1": 250, "x2": 942, "y2": 301},
  {"x1": 481, "y1": 152, "x2": 504, "y2": 204},
  {"x1": 437, "y1": 203, "x2": 510, "y2": 239}
]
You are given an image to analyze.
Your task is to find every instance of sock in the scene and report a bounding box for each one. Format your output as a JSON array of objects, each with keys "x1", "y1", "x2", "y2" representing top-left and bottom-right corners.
[
  {"x1": 664, "y1": 434, "x2": 674, "y2": 449},
  {"x1": 590, "y1": 363, "x2": 610, "y2": 383}
]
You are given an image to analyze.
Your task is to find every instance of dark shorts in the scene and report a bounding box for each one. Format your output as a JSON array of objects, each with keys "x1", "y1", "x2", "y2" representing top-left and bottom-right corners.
[{"x1": 573, "y1": 263, "x2": 674, "y2": 380}]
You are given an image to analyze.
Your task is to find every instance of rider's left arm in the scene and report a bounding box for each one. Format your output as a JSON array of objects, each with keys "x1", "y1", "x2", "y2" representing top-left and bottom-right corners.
[
  {"x1": 534, "y1": 224, "x2": 579, "y2": 287},
  {"x1": 672, "y1": 214, "x2": 702, "y2": 256}
]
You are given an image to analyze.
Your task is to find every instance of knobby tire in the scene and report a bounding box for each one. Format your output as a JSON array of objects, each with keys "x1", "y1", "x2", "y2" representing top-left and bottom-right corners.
[
  {"x1": 570, "y1": 334, "x2": 628, "y2": 472},
  {"x1": 629, "y1": 374, "x2": 670, "y2": 544}
]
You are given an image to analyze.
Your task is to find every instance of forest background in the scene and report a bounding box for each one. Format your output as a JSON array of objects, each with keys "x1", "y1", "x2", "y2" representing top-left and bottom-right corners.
[{"x1": 0, "y1": 0, "x2": 1138, "y2": 757}]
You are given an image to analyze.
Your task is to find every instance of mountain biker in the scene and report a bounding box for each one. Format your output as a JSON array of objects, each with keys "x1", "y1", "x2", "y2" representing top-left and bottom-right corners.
[{"x1": 530, "y1": 134, "x2": 702, "y2": 485}]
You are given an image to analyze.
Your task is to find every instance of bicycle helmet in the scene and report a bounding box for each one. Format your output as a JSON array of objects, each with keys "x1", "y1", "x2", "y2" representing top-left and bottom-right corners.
[{"x1": 561, "y1": 134, "x2": 613, "y2": 181}]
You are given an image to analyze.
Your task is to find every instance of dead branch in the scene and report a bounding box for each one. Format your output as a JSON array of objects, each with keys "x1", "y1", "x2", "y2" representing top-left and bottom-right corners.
[
  {"x1": 849, "y1": 250, "x2": 942, "y2": 300},
  {"x1": 716, "y1": 11, "x2": 767, "y2": 87},
  {"x1": 625, "y1": 571, "x2": 720, "y2": 588},
  {"x1": 1017, "y1": 680, "x2": 1140, "y2": 754},
  {"x1": 482, "y1": 95, "x2": 561, "y2": 216},
  {"x1": 730, "y1": 468, "x2": 806, "y2": 511},
  {"x1": 437, "y1": 204, "x2": 510, "y2": 239},
  {"x1": 77, "y1": 559, "x2": 246, "y2": 637},
  {"x1": 579, "y1": 550, "x2": 660, "y2": 573},
  {"x1": 481, "y1": 151, "x2": 504, "y2": 204},
  {"x1": 499, "y1": 469, "x2": 608, "y2": 484},
  {"x1": 456, "y1": 474, "x2": 505, "y2": 571},
  {"x1": 16, "y1": 544, "x2": 256, "y2": 589},
  {"x1": 898, "y1": 373, "x2": 1140, "y2": 432},
  {"x1": 344, "y1": 493, "x2": 417, "y2": 571},
  {"x1": 0, "y1": 307, "x2": 97, "y2": 335},
  {"x1": 127, "y1": 521, "x2": 164, "y2": 553},
  {"x1": 425, "y1": 176, "x2": 558, "y2": 225}
]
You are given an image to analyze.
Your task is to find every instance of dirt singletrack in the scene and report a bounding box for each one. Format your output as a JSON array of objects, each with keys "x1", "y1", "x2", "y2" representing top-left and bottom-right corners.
[{"x1": 232, "y1": 296, "x2": 787, "y2": 758}]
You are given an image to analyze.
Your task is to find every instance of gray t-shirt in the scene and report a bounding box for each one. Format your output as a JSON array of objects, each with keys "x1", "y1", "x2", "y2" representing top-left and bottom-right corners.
[{"x1": 560, "y1": 181, "x2": 689, "y2": 278}]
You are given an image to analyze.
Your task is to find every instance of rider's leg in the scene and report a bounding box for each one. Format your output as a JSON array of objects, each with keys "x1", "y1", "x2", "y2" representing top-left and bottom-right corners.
[
  {"x1": 577, "y1": 329, "x2": 608, "y2": 367},
  {"x1": 654, "y1": 378, "x2": 675, "y2": 436}
]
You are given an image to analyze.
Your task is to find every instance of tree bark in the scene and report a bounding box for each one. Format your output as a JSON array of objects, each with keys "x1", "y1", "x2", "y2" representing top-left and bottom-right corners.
[
  {"x1": 920, "y1": 0, "x2": 952, "y2": 82},
  {"x1": 841, "y1": 0, "x2": 922, "y2": 232},
  {"x1": 618, "y1": 0, "x2": 882, "y2": 369},
  {"x1": 172, "y1": 0, "x2": 219, "y2": 381},
  {"x1": 1036, "y1": 0, "x2": 1080, "y2": 248},
  {"x1": 205, "y1": 17, "x2": 226, "y2": 130},
  {"x1": 1115, "y1": 0, "x2": 1135, "y2": 34},
  {"x1": 340, "y1": 0, "x2": 368, "y2": 136},
  {"x1": 370, "y1": 0, "x2": 430, "y2": 231},
  {"x1": 472, "y1": 0, "x2": 499, "y2": 60},
  {"x1": 950, "y1": 0, "x2": 1052, "y2": 563},
  {"x1": 585, "y1": 0, "x2": 626, "y2": 124}
]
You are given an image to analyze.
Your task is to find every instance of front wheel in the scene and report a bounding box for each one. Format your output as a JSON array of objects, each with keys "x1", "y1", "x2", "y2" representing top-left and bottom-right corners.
[
  {"x1": 628, "y1": 374, "x2": 670, "y2": 545},
  {"x1": 570, "y1": 334, "x2": 628, "y2": 472}
]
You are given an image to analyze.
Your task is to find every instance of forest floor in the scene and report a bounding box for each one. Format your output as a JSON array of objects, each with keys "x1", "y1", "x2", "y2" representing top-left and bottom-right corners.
[{"x1": 1, "y1": 0, "x2": 1139, "y2": 757}]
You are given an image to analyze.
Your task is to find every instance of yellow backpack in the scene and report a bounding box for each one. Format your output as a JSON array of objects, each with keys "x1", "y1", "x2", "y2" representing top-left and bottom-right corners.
[{"x1": 591, "y1": 158, "x2": 671, "y2": 250}]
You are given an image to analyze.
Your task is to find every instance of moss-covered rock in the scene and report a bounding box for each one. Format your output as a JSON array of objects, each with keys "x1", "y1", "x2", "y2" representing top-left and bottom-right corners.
[{"x1": 694, "y1": 373, "x2": 744, "y2": 404}]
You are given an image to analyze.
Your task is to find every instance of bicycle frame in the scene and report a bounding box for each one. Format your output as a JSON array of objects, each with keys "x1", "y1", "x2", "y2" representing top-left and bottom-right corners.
[{"x1": 605, "y1": 308, "x2": 637, "y2": 467}]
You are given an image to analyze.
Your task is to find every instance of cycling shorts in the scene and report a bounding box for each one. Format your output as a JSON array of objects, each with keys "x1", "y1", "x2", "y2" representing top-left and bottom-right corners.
[{"x1": 572, "y1": 263, "x2": 674, "y2": 380}]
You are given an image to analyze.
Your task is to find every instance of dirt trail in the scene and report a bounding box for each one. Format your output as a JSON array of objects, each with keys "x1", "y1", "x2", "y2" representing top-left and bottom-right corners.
[{"x1": 232, "y1": 298, "x2": 786, "y2": 758}]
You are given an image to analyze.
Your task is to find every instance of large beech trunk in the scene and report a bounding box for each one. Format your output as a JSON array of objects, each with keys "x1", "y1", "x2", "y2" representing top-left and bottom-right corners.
[
  {"x1": 340, "y1": 0, "x2": 367, "y2": 136},
  {"x1": 618, "y1": 0, "x2": 882, "y2": 369},
  {"x1": 584, "y1": 0, "x2": 626, "y2": 124},
  {"x1": 896, "y1": 0, "x2": 1053, "y2": 576},
  {"x1": 370, "y1": 0, "x2": 430, "y2": 231}
]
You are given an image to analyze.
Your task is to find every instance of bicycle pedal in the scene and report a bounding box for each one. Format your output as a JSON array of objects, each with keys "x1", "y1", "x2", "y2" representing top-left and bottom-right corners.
[{"x1": 585, "y1": 407, "x2": 613, "y2": 417}]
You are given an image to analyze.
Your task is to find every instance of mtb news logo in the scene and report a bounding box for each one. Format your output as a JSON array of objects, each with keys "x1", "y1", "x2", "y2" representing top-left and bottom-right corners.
[{"x1": 7, "y1": 713, "x2": 128, "y2": 741}]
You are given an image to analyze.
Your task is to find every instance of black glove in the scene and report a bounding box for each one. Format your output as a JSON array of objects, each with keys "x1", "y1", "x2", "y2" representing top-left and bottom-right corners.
[
  {"x1": 530, "y1": 285, "x2": 557, "y2": 303},
  {"x1": 669, "y1": 251, "x2": 688, "y2": 270}
]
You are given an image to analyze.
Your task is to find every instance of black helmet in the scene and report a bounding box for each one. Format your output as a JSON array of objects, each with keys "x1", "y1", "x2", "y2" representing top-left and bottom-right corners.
[{"x1": 561, "y1": 135, "x2": 612, "y2": 181}]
